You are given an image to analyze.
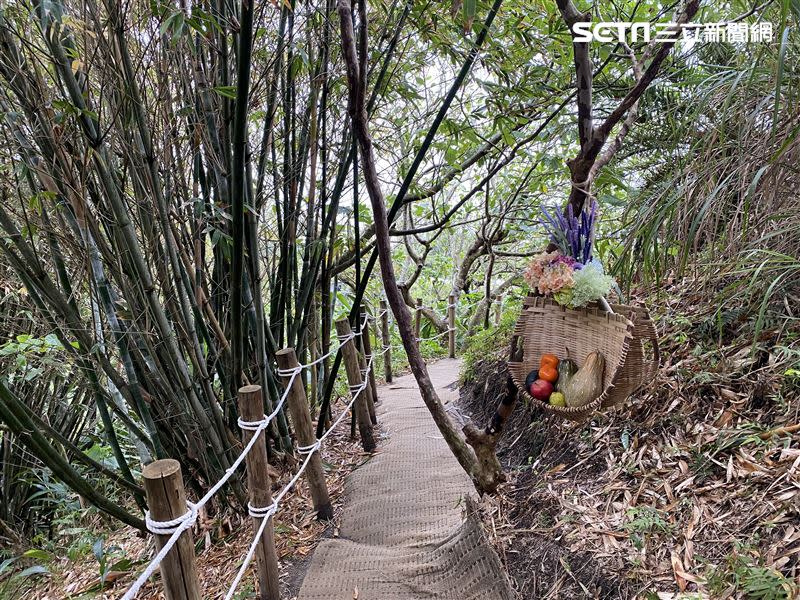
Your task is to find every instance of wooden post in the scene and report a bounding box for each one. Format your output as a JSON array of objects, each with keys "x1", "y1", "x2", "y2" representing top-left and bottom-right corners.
[
  {"x1": 415, "y1": 297, "x2": 422, "y2": 340},
  {"x1": 380, "y1": 300, "x2": 392, "y2": 382},
  {"x1": 359, "y1": 308, "x2": 379, "y2": 405},
  {"x1": 275, "y1": 349, "x2": 333, "y2": 520},
  {"x1": 448, "y1": 294, "x2": 456, "y2": 359},
  {"x1": 495, "y1": 293, "x2": 502, "y2": 326},
  {"x1": 237, "y1": 386, "x2": 281, "y2": 600},
  {"x1": 141, "y1": 459, "x2": 201, "y2": 600},
  {"x1": 335, "y1": 319, "x2": 376, "y2": 452},
  {"x1": 355, "y1": 317, "x2": 377, "y2": 425}
]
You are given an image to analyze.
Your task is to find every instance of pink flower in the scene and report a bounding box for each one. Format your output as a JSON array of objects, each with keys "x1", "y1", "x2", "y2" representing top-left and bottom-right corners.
[
  {"x1": 524, "y1": 251, "x2": 560, "y2": 289},
  {"x1": 524, "y1": 251, "x2": 576, "y2": 296},
  {"x1": 537, "y1": 261, "x2": 575, "y2": 295}
]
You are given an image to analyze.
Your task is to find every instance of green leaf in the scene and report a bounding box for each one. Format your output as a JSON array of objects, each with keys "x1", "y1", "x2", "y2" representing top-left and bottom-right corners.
[
  {"x1": 770, "y1": 25, "x2": 789, "y2": 141},
  {"x1": 212, "y1": 86, "x2": 237, "y2": 100},
  {"x1": 23, "y1": 549, "x2": 52, "y2": 562},
  {"x1": 0, "y1": 558, "x2": 19, "y2": 575},
  {"x1": 462, "y1": 0, "x2": 476, "y2": 33},
  {"x1": 16, "y1": 565, "x2": 49, "y2": 579},
  {"x1": 109, "y1": 558, "x2": 133, "y2": 572},
  {"x1": 93, "y1": 538, "x2": 104, "y2": 562}
]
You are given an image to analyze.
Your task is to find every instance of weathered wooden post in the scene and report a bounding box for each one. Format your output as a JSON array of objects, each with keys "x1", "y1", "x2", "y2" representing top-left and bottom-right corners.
[
  {"x1": 237, "y1": 386, "x2": 281, "y2": 600},
  {"x1": 141, "y1": 459, "x2": 201, "y2": 600},
  {"x1": 359, "y1": 308, "x2": 379, "y2": 405},
  {"x1": 357, "y1": 351, "x2": 378, "y2": 425},
  {"x1": 495, "y1": 293, "x2": 503, "y2": 326},
  {"x1": 354, "y1": 318, "x2": 377, "y2": 425},
  {"x1": 448, "y1": 294, "x2": 456, "y2": 359},
  {"x1": 335, "y1": 318, "x2": 376, "y2": 452},
  {"x1": 415, "y1": 298, "x2": 422, "y2": 340},
  {"x1": 275, "y1": 349, "x2": 334, "y2": 520},
  {"x1": 380, "y1": 300, "x2": 392, "y2": 382}
]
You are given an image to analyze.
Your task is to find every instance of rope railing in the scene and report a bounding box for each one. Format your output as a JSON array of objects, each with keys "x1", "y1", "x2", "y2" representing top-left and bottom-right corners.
[
  {"x1": 122, "y1": 368, "x2": 301, "y2": 600},
  {"x1": 415, "y1": 327, "x2": 455, "y2": 343},
  {"x1": 223, "y1": 355, "x2": 375, "y2": 600},
  {"x1": 122, "y1": 297, "x2": 472, "y2": 599},
  {"x1": 121, "y1": 312, "x2": 376, "y2": 600}
]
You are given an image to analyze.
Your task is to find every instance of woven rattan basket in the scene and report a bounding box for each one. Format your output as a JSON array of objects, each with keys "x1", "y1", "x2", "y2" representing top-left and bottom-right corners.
[
  {"x1": 508, "y1": 297, "x2": 635, "y2": 421},
  {"x1": 601, "y1": 303, "x2": 660, "y2": 407}
]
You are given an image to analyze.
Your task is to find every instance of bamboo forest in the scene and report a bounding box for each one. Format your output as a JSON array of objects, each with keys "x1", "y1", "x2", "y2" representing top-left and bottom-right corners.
[{"x1": 0, "y1": 0, "x2": 798, "y2": 598}]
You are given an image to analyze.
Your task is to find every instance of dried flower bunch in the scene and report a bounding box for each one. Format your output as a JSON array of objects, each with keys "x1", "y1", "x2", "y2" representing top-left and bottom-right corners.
[{"x1": 524, "y1": 200, "x2": 615, "y2": 308}]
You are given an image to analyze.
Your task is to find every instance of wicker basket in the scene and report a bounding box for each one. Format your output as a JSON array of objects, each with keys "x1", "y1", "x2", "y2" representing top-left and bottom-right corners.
[
  {"x1": 508, "y1": 297, "x2": 635, "y2": 421},
  {"x1": 601, "y1": 303, "x2": 660, "y2": 408}
]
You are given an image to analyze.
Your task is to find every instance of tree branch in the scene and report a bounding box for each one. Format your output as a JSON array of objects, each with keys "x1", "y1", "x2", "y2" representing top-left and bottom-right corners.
[{"x1": 557, "y1": 0, "x2": 593, "y2": 147}]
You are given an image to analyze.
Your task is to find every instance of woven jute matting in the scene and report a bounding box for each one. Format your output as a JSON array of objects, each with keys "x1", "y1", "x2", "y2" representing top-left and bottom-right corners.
[{"x1": 298, "y1": 359, "x2": 514, "y2": 600}]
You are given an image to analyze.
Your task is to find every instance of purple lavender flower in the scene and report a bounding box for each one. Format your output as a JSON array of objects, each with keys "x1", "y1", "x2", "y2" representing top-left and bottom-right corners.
[{"x1": 539, "y1": 199, "x2": 598, "y2": 265}]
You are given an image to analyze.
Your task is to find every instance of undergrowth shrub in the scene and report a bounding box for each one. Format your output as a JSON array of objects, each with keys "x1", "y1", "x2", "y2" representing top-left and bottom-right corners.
[{"x1": 460, "y1": 307, "x2": 519, "y2": 383}]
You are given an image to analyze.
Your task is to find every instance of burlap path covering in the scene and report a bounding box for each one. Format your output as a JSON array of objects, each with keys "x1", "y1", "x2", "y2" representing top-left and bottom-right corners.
[{"x1": 298, "y1": 359, "x2": 514, "y2": 600}]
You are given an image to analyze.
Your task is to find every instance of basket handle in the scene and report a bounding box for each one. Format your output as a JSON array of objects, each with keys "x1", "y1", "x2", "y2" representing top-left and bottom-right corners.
[{"x1": 599, "y1": 296, "x2": 615, "y2": 314}]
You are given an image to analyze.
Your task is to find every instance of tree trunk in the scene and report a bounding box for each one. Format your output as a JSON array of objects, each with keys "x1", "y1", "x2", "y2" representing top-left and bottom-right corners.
[{"x1": 337, "y1": 0, "x2": 504, "y2": 493}]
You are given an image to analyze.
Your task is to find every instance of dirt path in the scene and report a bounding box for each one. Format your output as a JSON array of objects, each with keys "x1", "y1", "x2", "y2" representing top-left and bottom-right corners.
[{"x1": 297, "y1": 359, "x2": 514, "y2": 600}]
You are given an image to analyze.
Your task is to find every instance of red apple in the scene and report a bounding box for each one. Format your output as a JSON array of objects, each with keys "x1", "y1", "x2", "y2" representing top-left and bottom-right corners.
[{"x1": 529, "y1": 379, "x2": 554, "y2": 401}]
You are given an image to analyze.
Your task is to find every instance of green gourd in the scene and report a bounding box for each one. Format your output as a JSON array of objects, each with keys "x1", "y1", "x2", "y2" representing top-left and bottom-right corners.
[
  {"x1": 555, "y1": 358, "x2": 578, "y2": 392},
  {"x1": 562, "y1": 351, "x2": 605, "y2": 408}
]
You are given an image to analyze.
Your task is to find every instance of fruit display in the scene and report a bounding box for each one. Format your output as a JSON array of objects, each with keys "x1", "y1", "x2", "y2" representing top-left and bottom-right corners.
[{"x1": 525, "y1": 351, "x2": 605, "y2": 408}]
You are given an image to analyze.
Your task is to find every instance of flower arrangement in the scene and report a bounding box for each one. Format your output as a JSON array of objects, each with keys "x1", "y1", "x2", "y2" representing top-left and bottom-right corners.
[{"x1": 524, "y1": 200, "x2": 615, "y2": 309}]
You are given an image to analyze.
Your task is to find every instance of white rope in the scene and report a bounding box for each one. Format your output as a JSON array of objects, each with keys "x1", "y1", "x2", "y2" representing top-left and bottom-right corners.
[
  {"x1": 276, "y1": 349, "x2": 333, "y2": 376},
  {"x1": 223, "y1": 356, "x2": 374, "y2": 600},
  {"x1": 121, "y1": 367, "x2": 301, "y2": 600},
  {"x1": 122, "y1": 503, "x2": 199, "y2": 598},
  {"x1": 247, "y1": 501, "x2": 277, "y2": 519},
  {"x1": 123, "y1": 340, "x2": 378, "y2": 599},
  {"x1": 415, "y1": 328, "x2": 455, "y2": 343},
  {"x1": 274, "y1": 313, "x2": 371, "y2": 377}
]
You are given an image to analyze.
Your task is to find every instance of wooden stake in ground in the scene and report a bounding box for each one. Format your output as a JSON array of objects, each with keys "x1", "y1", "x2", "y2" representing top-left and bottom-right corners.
[
  {"x1": 275, "y1": 349, "x2": 334, "y2": 520},
  {"x1": 448, "y1": 294, "x2": 456, "y2": 359},
  {"x1": 360, "y1": 308, "x2": 379, "y2": 403},
  {"x1": 355, "y1": 311, "x2": 377, "y2": 423},
  {"x1": 237, "y1": 385, "x2": 281, "y2": 600},
  {"x1": 335, "y1": 318, "x2": 376, "y2": 452},
  {"x1": 141, "y1": 459, "x2": 201, "y2": 600},
  {"x1": 380, "y1": 299, "x2": 392, "y2": 382}
]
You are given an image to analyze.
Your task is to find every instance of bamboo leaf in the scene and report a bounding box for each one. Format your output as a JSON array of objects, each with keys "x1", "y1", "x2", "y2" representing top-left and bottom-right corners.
[
  {"x1": 212, "y1": 85, "x2": 238, "y2": 99},
  {"x1": 463, "y1": 0, "x2": 476, "y2": 33}
]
